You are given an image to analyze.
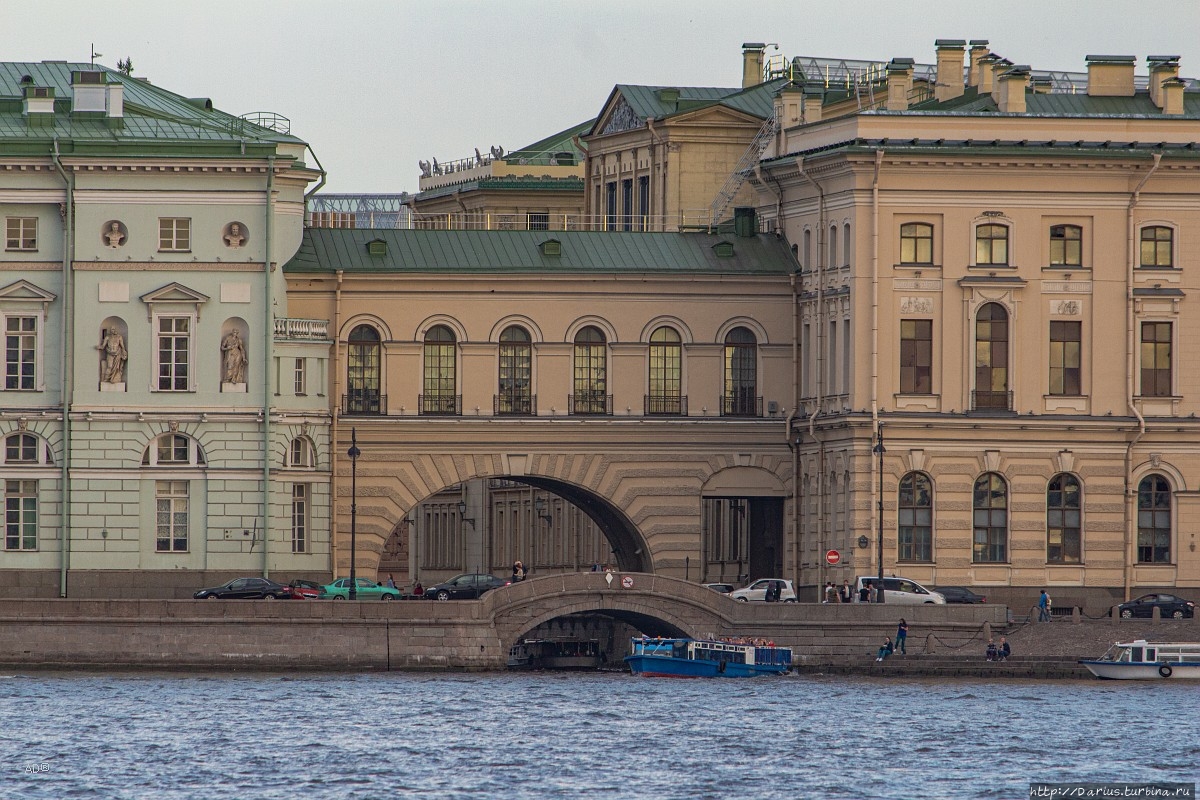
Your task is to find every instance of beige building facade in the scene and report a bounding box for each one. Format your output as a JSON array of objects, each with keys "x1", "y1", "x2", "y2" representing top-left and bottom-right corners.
[{"x1": 756, "y1": 42, "x2": 1200, "y2": 606}]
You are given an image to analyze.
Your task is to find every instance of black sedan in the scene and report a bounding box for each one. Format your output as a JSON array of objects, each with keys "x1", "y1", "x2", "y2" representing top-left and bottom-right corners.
[
  {"x1": 1118, "y1": 593, "x2": 1195, "y2": 619},
  {"x1": 193, "y1": 577, "x2": 294, "y2": 600},
  {"x1": 935, "y1": 586, "x2": 988, "y2": 604},
  {"x1": 424, "y1": 573, "x2": 510, "y2": 600}
]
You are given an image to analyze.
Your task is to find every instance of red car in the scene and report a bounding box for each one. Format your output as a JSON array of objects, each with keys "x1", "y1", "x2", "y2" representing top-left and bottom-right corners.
[{"x1": 287, "y1": 579, "x2": 323, "y2": 599}]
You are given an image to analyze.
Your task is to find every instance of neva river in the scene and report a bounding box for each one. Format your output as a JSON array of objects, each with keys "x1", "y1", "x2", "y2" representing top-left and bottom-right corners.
[{"x1": 3, "y1": 671, "x2": 1197, "y2": 799}]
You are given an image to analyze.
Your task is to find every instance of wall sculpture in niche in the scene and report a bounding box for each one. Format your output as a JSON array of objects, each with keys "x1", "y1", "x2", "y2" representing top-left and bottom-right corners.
[
  {"x1": 102, "y1": 220, "x2": 127, "y2": 248},
  {"x1": 223, "y1": 222, "x2": 248, "y2": 249},
  {"x1": 97, "y1": 317, "x2": 129, "y2": 389},
  {"x1": 899, "y1": 297, "x2": 934, "y2": 314}
]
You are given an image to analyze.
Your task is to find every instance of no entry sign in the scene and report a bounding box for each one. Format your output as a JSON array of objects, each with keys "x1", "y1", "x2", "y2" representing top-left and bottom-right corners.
[{"x1": 826, "y1": 549, "x2": 841, "y2": 566}]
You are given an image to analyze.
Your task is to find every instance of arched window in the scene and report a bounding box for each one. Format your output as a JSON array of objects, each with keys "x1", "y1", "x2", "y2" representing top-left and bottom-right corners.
[
  {"x1": 1140, "y1": 226, "x2": 1173, "y2": 268},
  {"x1": 288, "y1": 437, "x2": 315, "y2": 469},
  {"x1": 900, "y1": 223, "x2": 933, "y2": 265},
  {"x1": 723, "y1": 327, "x2": 758, "y2": 416},
  {"x1": 141, "y1": 433, "x2": 205, "y2": 467},
  {"x1": 4, "y1": 432, "x2": 51, "y2": 465},
  {"x1": 1047, "y1": 474, "x2": 1081, "y2": 563},
  {"x1": 572, "y1": 326, "x2": 608, "y2": 414},
  {"x1": 843, "y1": 223, "x2": 852, "y2": 267},
  {"x1": 898, "y1": 472, "x2": 933, "y2": 562},
  {"x1": 976, "y1": 224, "x2": 1009, "y2": 266},
  {"x1": 974, "y1": 303, "x2": 1009, "y2": 410},
  {"x1": 1137, "y1": 474, "x2": 1171, "y2": 563},
  {"x1": 648, "y1": 326, "x2": 683, "y2": 415},
  {"x1": 421, "y1": 325, "x2": 458, "y2": 415},
  {"x1": 803, "y1": 229, "x2": 812, "y2": 268},
  {"x1": 346, "y1": 324, "x2": 381, "y2": 414},
  {"x1": 141, "y1": 433, "x2": 203, "y2": 555},
  {"x1": 498, "y1": 325, "x2": 532, "y2": 415},
  {"x1": 3, "y1": 433, "x2": 49, "y2": 552},
  {"x1": 829, "y1": 224, "x2": 838, "y2": 267},
  {"x1": 972, "y1": 472, "x2": 1008, "y2": 563}
]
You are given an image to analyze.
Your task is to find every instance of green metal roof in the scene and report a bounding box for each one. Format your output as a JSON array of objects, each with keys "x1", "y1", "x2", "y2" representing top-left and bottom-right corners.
[
  {"x1": 0, "y1": 61, "x2": 305, "y2": 152},
  {"x1": 413, "y1": 176, "x2": 585, "y2": 203},
  {"x1": 284, "y1": 228, "x2": 797, "y2": 275},
  {"x1": 504, "y1": 118, "x2": 594, "y2": 162},
  {"x1": 596, "y1": 78, "x2": 788, "y2": 132},
  {"x1": 905, "y1": 84, "x2": 1200, "y2": 118}
]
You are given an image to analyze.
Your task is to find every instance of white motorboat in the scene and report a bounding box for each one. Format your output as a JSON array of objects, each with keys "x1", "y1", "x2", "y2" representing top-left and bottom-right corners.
[{"x1": 1079, "y1": 639, "x2": 1200, "y2": 680}]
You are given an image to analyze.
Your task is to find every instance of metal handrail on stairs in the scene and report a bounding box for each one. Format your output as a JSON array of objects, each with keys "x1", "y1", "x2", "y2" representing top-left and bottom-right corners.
[{"x1": 708, "y1": 112, "x2": 778, "y2": 227}]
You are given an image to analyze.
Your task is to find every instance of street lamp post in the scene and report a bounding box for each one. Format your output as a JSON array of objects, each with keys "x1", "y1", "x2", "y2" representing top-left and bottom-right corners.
[
  {"x1": 348, "y1": 427, "x2": 361, "y2": 600},
  {"x1": 873, "y1": 421, "x2": 886, "y2": 603}
]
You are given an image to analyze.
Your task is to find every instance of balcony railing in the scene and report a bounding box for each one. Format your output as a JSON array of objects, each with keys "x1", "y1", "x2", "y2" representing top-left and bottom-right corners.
[
  {"x1": 971, "y1": 390, "x2": 1014, "y2": 411},
  {"x1": 721, "y1": 394, "x2": 763, "y2": 418},
  {"x1": 419, "y1": 394, "x2": 462, "y2": 416},
  {"x1": 274, "y1": 318, "x2": 329, "y2": 340},
  {"x1": 495, "y1": 394, "x2": 536, "y2": 416},
  {"x1": 569, "y1": 393, "x2": 612, "y2": 416},
  {"x1": 645, "y1": 394, "x2": 688, "y2": 416},
  {"x1": 409, "y1": 210, "x2": 754, "y2": 233},
  {"x1": 342, "y1": 392, "x2": 385, "y2": 416}
]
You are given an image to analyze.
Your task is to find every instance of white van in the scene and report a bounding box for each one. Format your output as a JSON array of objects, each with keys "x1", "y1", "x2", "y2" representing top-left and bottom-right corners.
[{"x1": 853, "y1": 576, "x2": 946, "y2": 604}]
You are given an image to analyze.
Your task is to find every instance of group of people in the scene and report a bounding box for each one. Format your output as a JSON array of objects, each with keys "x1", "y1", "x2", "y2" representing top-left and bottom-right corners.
[
  {"x1": 986, "y1": 636, "x2": 1011, "y2": 661},
  {"x1": 876, "y1": 618, "x2": 909, "y2": 661},
  {"x1": 384, "y1": 574, "x2": 423, "y2": 596},
  {"x1": 1038, "y1": 589, "x2": 1053, "y2": 621},
  {"x1": 823, "y1": 580, "x2": 855, "y2": 604}
]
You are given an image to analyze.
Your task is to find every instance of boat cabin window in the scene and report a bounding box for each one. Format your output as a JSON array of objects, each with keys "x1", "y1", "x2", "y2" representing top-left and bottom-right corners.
[
  {"x1": 1130, "y1": 647, "x2": 1143, "y2": 662},
  {"x1": 1145, "y1": 649, "x2": 1155, "y2": 661}
]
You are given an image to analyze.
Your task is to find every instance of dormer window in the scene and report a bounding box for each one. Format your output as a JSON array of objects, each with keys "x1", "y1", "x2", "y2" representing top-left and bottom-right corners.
[
  {"x1": 713, "y1": 241, "x2": 735, "y2": 258},
  {"x1": 367, "y1": 239, "x2": 387, "y2": 257},
  {"x1": 539, "y1": 239, "x2": 562, "y2": 257}
]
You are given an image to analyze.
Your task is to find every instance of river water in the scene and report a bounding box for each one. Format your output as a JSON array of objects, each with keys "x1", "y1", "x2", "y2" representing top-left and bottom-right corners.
[{"x1": 3, "y1": 670, "x2": 1197, "y2": 799}]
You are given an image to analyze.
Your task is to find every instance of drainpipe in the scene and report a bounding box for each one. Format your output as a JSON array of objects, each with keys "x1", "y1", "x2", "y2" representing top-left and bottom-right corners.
[
  {"x1": 330, "y1": 269, "x2": 344, "y2": 579},
  {"x1": 262, "y1": 155, "x2": 275, "y2": 578},
  {"x1": 1123, "y1": 152, "x2": 1161, "y2": 601},
  {"x1": 303, "y1": 146, "x2": 327, "y2": 203},
  {"x1": 787, "y1": 268, "x2": 800, "y2": 587},
  {"x1": 797, "y1": 156, "x2": 826, "y2": 593},
  {"x1": 51, "y1": 139, "x2": 73, "y2": 597},
  {"x1": 871, "y1": 149, "x2": 884, "y2": 580}
]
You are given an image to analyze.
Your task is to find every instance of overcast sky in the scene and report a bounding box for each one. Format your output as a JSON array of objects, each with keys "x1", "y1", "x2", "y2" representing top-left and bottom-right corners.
[{"x1": 6, "y1": 1, "x2": 1200, "y2": 194}]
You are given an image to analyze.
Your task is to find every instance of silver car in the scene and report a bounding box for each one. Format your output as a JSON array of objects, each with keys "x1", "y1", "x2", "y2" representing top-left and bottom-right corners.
[{"x1": 729, "y1": 578, "x2": 797, "y2": 603}]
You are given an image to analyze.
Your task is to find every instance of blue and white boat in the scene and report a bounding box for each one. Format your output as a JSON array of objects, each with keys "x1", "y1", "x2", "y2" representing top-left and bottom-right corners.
[
  {"x1": 1079, "y1": 639, "x2": 1200, "y2": 680},
  {"x1": 624, "y1": 636, "x2": 792, "y2": 677}
]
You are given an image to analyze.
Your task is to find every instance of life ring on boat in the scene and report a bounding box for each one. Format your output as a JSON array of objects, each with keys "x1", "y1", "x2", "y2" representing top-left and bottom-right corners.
[{"x1": 1158, "y1": 664, "x2": 1173, "y2": 678}]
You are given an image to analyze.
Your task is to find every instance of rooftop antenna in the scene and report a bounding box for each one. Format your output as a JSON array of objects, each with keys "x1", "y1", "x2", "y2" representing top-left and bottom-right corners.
[{"x1": 90, "y1": 44, "x2": 102, "y2": 64}]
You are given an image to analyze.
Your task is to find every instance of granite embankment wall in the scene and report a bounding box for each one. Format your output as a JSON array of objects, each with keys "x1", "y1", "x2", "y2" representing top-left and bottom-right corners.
[{"x1": 0, "y1": 588, "x2": 1007, "y2": 671}]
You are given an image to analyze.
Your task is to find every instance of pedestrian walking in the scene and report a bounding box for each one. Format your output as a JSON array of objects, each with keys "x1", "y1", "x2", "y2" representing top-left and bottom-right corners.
[
  {"x1": 1038, "y1": 589, "x2": 1051, "y2": 622},
  {"x1": 385, "y1": 574, "x2": 396, "y2": 589},
  {"x1": 859, "y1": 581, "x2": 872, "y2": 603},
  {"x1": 824, "y1": 582, "x2": 838, "y2": 604},
  {"x1": 896, "y1": 618, "x2": 909, "y2": 655},
  {"x1": 840, "y1": 579, "x2": 853, "y2": 604}
]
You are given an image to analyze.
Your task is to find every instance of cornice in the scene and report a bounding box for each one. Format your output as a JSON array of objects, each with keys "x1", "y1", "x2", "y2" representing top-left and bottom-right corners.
[{"x1": 73, "y1": 261, "x2": 265, "y2": 272}]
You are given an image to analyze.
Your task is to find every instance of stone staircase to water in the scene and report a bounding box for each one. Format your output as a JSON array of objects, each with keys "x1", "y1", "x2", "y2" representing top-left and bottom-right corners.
[{"x1": 793, "y1": 654, "x2": 1090, "y2": 679}]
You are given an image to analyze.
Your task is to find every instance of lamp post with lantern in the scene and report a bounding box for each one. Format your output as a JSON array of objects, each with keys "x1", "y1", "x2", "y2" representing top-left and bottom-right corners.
[{"x1": 347, "y1": 428, "x2": 361, "y2": 600}]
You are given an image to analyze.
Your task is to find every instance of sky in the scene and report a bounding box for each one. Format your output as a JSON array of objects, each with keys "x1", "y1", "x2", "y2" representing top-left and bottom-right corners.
[{"x1": 5, "y1": 0, "x2": 1200, "y2": 195}]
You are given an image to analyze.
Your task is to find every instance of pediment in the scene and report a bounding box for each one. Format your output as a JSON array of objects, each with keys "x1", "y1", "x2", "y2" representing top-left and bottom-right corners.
[
  {"x1": 667, "y1": 104, "x2": 762, "y2": 127},
  {"x1": 596, "y1": 94, "x2": 645, "y2": 136},
  {"x1": 140, "y1": 282, "x2": 210, "y2": 305},
  {"x1": 0, "y1": 279, "x2": 57, "y2": 304}
]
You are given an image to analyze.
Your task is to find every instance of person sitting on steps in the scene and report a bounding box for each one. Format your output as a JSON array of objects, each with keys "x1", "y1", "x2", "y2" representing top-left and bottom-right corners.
[{"x1": 876, "y1": 636, "x2": 894, "y2": 662}]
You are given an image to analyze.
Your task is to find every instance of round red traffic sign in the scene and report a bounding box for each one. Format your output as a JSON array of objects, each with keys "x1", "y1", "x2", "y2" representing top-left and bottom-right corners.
[
  {"x1": 826, "y1": 549, "x2": 841, "y2": 566},
  {"x1": 621, "y1": 575, "x2": 634, "y2": 588}
]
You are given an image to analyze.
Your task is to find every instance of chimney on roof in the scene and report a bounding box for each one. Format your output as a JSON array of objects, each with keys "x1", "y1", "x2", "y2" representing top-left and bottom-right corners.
[
  {"x1": 997, "y1": 66, "x2": 1030, "y2": 113},
  {"x1": 990, "y1": 58, "x2": 1013, "y2": 104},
  {"x1": 968, "y1": 40, "x2": 990, "y2": 87},
  {"x1": 1086, "y1": 55, "x2": 1136, "y2": 97},
  {"x1": 742, "y1": 43, "x2": 767, "y2": 89},
  {"x1": 1148, "y1": 56, "x2": 1181, "y2": 108},
  {"x1": 802, "y1": 85, "x2": 824, "y2": 124},
  {"x1": 1162, "y1": 77, "x2": 1186, "y2": 115},
  {"x1": 978, "y1": 54, "x2": 998, "y2": 94},
  {"x1": 934, "y1": 40, "x2": 966, "y2": 101},
  {"x1": 774, "y1": 81, "x2": 803, "y2": 127},
  {"x1": 71, "y1": 70, "x2": 106, "y2": 114},
  {"x1": 22, "y1": 84, "x2": 55, "y2": 122},
  {"x1": 886, "y1": 58, "x2": 915, "y2": 111}
]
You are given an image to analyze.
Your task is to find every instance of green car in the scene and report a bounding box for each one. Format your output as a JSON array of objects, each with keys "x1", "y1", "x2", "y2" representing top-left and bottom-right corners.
[{"x1": 319, "y1": 577, "x2": 402, "y2": 600}]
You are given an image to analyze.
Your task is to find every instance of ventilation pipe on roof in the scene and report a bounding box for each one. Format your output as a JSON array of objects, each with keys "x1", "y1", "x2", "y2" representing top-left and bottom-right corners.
[
  {"x1": 742, "y1": 43, "x2": 767, "y2": 89},
  {"x1": 886, "y1": 59, "x2": 915, "y2": 111},
  {"x1": 1161, "y1": 78, "x2": 1186, "y2": 115},
  {"x1": 968, "y1": 40, "x2": 990, "y2": 87},
  {"x1": 997, "y1": 67, "x2": 1030, "y2": 113},
  {"x1": 934, "y1": 40, "x2": 966, "y2": 102},
  {"x1": 1086, "y1": 55, "x2": 1136, "y2": 97}
]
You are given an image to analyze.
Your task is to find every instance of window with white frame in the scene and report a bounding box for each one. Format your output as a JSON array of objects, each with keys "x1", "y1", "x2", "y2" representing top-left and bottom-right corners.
[
  {"x1": 4, "y1": 315, "x2": 37, "y2": 390},
  {"x1": 158, "y1": 218, "x2": 191, "y2": 252},
  {"x1": 291, "y1": 484, "x2": 308, "y2": 553},
  {"x1": 141, "y1": 433, "x2": 205, "y2": 467},
  {"x1": 5, "y1": 432, "x2": 49, "y2": 464},
  {"x1": 294, "y1": 358, "x2": 307, "y2": 395},
  {"x1": 4, "y1": 479, "x2": 37, "y2": 550},
  {"x1": 5, "y1": 217, "x2": 37, "y2": 251},
  {"x1": 289, "y1": 437, "x2": 315, "y2": 468},
  {"x1": 155, "y1": 480, "x2": 189, "y2": 552},
  {"x1": 156, "y1": 316, "x2": 191, "y2": 391}
]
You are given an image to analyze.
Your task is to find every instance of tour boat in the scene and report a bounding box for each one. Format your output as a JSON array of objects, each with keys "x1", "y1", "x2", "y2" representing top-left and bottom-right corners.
[
  {"x1": 507, "y1": 639, "x2": 603, "y2": 670},
  {"x1": 1079, "y1": 640, "x2": 1200, "y2": 680},
  {"x1": 624, "y1": 636, "x2": 792, "y2": 678}
]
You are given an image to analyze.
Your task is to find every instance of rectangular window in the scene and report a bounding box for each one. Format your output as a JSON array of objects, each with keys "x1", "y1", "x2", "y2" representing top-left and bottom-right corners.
[
  {"x1": 157, "y1": 317, "x2": 190, "y2": 391},
  {"x1": 605, "y1": 182, "x2": 617, "y2": 228},
  {"x1": 900, "y1": 319, "x2": 932, "y2": 394},
  {"x1": 1049, "y1": 225, "x2": 1082, "y2": 266},
  {"x1": 292, "y1": 484, "x2": 308, "y2": 553},
  {"x1": 5, "y1": 217, "x2": 37, "y2": 251},
  {"x1": 294, "y1": 358, "x2": 307, "y2": 395},
  {"x1": 158, "y1": 218, "x2": 191, "y2": 252},
  {"x1": 899, "y1": 223, "x2": 933, "y2": 265},
  {"x1": 1140, "y1": 321, "x2": 1172, "y2": 397},
  {"x1": 4, "y1": 479, "x2": 37, "y2": 550},
  {"x1": 1049, "y1": 321, "x2": 1082, "y2": 396},
  {"x1": 528, "y1": 213, "x2": 549, "y2": 231},
  {"x1": 621, "y1": 178, "x2": 633, "y2": 231},
  {"x1": 155, "y1": 480, "x2": 188, "y2": 552},
  {"x1": 4, "y1": 316, "x2": 36, "y2": 390},
  {"x1": 1139, "y1": 226, "x2": 1173, "y2": 268},
  {"x1": 975, "y1": 224, "x2": 1009, "y2": 266},
  {"x1": 636, "y1": 176, "x2": 650, "y2": 231}
]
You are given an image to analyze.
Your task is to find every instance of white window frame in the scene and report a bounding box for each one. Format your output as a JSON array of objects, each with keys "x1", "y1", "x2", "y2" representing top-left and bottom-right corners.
[
  {"x1": 4, "y1": 478, "x2": 38, "y2": 551},
  {"x1": 288, "y1": 436, "x2": 315, "y2": 469},
  {"x1": 142, "y1": 433, "x2": 205, "y2": 467},
  {"x1": 155, "y1": 479, "x2": 189, "y2": 552},
  {"x1": 158, "y1": 217, "x2": 191, "y2": 252},
  {"x1": 291, "y1": 483, "x2": 308, "y2": 553},
  {"x1": 5, "y1": 217, "x2": 38, "y2": 251},
  {"x1": 3, "y1": 313, "x2": 41, "y2": 392},
  {"x1": 294, "y1": 357, "x2": 307, "y2": 396},
  {"x1": 152, "y1": 312, "x2": 196, "y2": 392}
]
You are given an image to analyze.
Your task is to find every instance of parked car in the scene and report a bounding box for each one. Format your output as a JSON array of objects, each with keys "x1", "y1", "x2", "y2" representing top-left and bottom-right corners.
[
  {"x1": 319, "y1": 577, "x2": 403, "y2": 601},
  {"x1": 729, "y1": 579, "x2": 797, "y2": 603},
  {"x1": 703, "y1": 583, "x2": 735, "y2": 594},
  {"x1": 1117, "y1": 593, "x2": 1195, "y2": 619},
  {"x1": 935, "y1": 586, "x2": 987, "y2": 604},
  {"x1": 287, "y1": 579, "x2": 323, "y2": 600},
  {"x1": 193, "y1": 577, "x2": 294, "y2": 600},
  {"x1": 853, "y1": 576, "x2": 946, "y2": 604},
  {"x1": 424, "y1": 573, "x2": 510, "y2": 600}
]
